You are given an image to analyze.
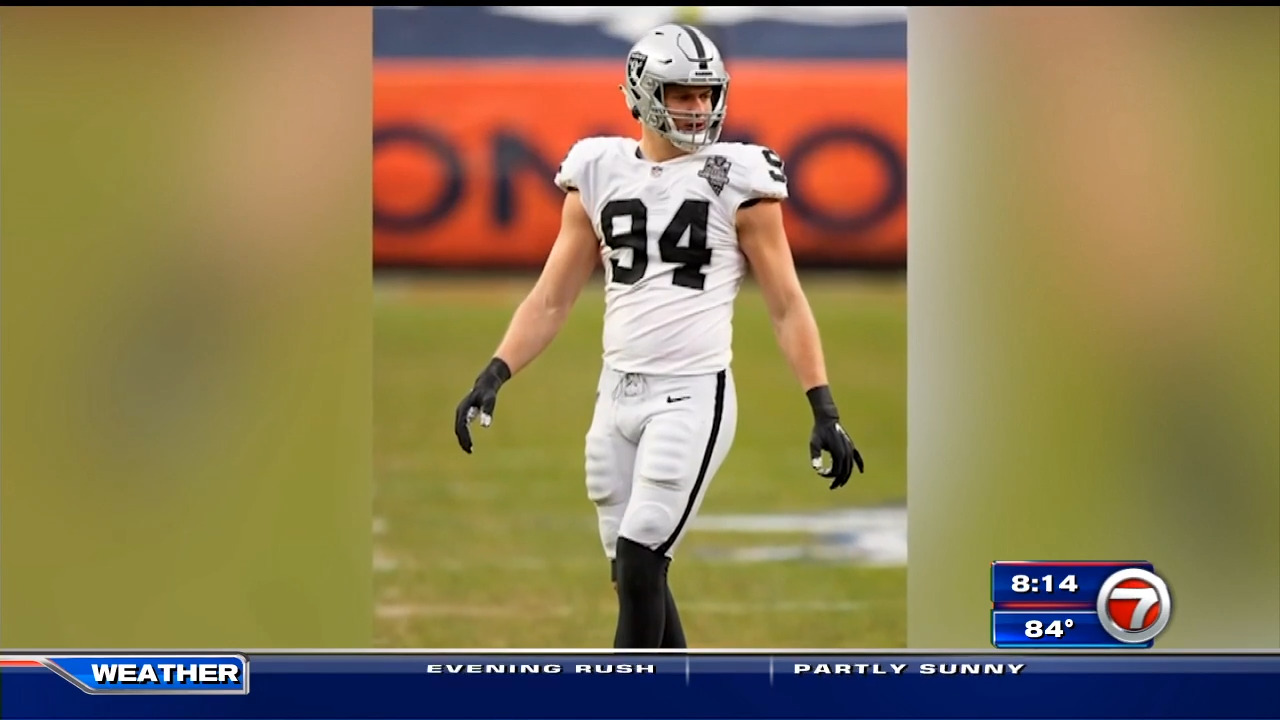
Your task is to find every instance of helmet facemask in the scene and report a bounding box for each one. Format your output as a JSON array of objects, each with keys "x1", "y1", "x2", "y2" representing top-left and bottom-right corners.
[{"x1": 642, "y1": 79, "x2": 728, "y2": 152}]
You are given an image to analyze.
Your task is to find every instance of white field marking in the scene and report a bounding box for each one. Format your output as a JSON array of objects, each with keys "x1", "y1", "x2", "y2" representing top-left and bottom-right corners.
[
  {"x1": 692, "y1": 505, "x2": 906, "y2": 534},
  {"x1": 375, "y1": 506, "x2": 905, "y2": 540},
  {"x1": 694, "y1": 544, "x2": 903, "y2": 564},
  {"x1": 372, "y1": 546, "x2": 907, "y2": 574},
  {"x1": 694, "y1": 539, "x2": 908, "y2": 567},
  {"x1": 690, "y1": 505, "x2": 908, "y2": 567},
  {"x1": 375, "y1": 599, "x2": 872, "y2": 620},
  {"x1": 373, "y1": 505, "x2": 907, "y2": 575}
]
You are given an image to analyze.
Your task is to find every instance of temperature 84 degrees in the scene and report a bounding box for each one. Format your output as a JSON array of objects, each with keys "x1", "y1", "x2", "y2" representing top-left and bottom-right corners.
[
  {"x1": 991, "y1": 610, "x2": 1106, "y2": 648},
  {"x1": 1025, "y1": 618, "x2": 1073, "y2": 639},
  {"x1": 1097, "y1": 567, "x2": 1174, "y2": 644}
]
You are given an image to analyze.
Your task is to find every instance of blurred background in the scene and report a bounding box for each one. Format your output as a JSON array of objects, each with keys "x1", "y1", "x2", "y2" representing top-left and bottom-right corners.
[{"x1": 372, "y1": 6, "x2": 907, "y2": 648}]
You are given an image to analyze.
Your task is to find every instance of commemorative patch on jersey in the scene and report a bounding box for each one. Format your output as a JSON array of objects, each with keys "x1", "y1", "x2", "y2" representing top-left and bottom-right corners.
[{"x1": 698, "y1": 155, "x2": 732, "y2": 196}]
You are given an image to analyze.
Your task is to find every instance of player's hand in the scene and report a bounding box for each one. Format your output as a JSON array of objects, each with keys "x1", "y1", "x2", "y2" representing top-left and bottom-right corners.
[
  {"x1": 805, "y1": 385, "x2": 865, "y2": 490},
  {"x1": 454, "y1": 358, "x2": 512, "y2": 454}
]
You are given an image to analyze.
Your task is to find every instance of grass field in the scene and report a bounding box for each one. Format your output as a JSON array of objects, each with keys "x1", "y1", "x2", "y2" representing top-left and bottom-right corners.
[{"x1": 373, "y1": 271, "x2": 906, "y2": 648}]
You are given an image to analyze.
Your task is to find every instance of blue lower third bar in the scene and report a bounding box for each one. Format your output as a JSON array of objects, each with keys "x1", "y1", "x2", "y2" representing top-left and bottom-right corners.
[{"x1": 3, "y1": 653, "x2": 1279, "y2": 719}]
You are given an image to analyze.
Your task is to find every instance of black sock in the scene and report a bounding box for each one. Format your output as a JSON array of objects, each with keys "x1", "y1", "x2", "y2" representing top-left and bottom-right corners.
[
  {"x1": 661, "y1": 584, "x2": 687, "y2": 649},
  {"x1": 613, "y1": 537, "x2": 669, "y2": 648}
]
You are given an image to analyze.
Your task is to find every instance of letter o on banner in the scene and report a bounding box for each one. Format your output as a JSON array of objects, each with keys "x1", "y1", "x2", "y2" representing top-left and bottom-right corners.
[
  {"x1": 373, "y1": 124, "x2": 466, "y2": 233},
  {"x1": 786, "y1": 126, "x2": 905, "y2": 235}
]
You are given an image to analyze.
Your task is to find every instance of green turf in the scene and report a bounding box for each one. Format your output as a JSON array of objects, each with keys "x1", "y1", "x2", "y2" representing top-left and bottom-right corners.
[{"x1": 373, "y1": 272, "x2": 906, "y2": 648}]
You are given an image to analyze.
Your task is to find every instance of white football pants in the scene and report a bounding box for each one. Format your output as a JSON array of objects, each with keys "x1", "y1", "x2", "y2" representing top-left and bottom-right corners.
[{"x1": 584, "y1": 365, "x2": 738, "y2": 560}]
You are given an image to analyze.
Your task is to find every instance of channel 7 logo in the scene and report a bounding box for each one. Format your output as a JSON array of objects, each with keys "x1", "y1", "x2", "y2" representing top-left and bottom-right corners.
[{"x1": 1096, "y1": 568, "x2": 1173, "y2": 644}]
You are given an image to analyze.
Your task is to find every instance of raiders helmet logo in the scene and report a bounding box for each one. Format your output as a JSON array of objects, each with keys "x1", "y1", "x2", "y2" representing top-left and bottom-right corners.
[{"x1": 627, "y1": 52, "x2": 648, "y2": 85}]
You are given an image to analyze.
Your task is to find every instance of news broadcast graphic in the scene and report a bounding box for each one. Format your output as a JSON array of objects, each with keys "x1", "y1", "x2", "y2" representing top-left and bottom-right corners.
[
  {"x1": 992, "y1": 610, "x2": 1127, "y2": 648},
  {"x1": 990, "y1": 561, "x2": 1173, "y2": 649},
  {"x1": 0, "y1": 654, "x2": 248, "y2": 695},
  {"x1": 1095, "y1": 566, "x2": 1174, "y2": 645},
  {"x1": 2, "y1": 652, "x2": 1277, "y2": 719}
]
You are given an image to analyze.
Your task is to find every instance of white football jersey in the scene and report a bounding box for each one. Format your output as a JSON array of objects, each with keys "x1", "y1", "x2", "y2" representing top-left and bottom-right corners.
[{"x1": 554, "y1": 136, "x2": 789, "y2": 376}]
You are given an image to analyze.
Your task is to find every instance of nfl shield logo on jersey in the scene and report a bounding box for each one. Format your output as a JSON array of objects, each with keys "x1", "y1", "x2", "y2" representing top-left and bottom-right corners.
[{"x1": 698, "y1": 155, "x2": 732, "y2": 196}]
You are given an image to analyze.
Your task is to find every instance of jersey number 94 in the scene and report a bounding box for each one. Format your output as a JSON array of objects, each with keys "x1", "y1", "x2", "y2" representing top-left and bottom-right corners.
[{"x1": 600, "y1": 147, "x2": 787, "y2": 292}]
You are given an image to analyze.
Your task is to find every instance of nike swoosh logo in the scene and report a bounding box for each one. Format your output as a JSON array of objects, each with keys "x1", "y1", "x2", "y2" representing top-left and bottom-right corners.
[
  {"x1": 656, "y1": 58, "x2": 673, "y2": 64},
  {"x1": 666, "y1": 396, "x2": 691, "y2": 404}
]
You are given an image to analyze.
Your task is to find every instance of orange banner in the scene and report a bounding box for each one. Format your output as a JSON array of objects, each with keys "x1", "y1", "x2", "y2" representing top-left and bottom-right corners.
[{"x1": 374, "y1": 61, "x2": 906, "y2": 269}]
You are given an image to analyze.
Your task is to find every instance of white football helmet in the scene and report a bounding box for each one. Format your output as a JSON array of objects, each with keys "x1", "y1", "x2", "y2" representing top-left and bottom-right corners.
[{"x1": 621, "y1": 24, "x2": 729, "y2": 152}]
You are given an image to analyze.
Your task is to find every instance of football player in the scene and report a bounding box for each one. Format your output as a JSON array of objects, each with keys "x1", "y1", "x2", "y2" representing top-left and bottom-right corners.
[{"x1": 454, "y1": 23, "x2": 864, "y2": 649}]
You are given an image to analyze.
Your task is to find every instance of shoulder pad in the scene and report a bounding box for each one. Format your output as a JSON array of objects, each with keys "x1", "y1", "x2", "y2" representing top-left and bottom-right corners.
[
  {"x1": 714, "y1": 142, "x2": 789, "y2": 202},
  {"x1": 554, "y1": 136, "x2": 626, "y2": 193}
]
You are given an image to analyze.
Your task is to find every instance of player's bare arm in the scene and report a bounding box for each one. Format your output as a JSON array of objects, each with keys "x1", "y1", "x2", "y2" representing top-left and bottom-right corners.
[
  {"x1": 453, "y1": 191, "x2": 600, "y2": 454},
  {"x1": 492, "y1": 191, "x2": 599, "y2": 376},
  {"x1": 737, "y1": 197, "x2": 866, "y2": 488},
  {"x1": 736, "y1": 198, "x2": 828, "y2": 391}
]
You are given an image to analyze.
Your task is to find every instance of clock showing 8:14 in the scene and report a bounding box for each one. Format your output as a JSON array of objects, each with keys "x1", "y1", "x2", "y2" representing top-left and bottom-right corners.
[{"x1": 1011, "y1": 573, "x2": 1078, "y2": 593}]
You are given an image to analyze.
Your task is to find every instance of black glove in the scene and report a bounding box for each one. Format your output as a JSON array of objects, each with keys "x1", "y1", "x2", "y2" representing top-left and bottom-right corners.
[
  {"x1": 454, "y1": 357, "x2": 512, "y2": 454},
  {"x1": 806, "y1": 385, "x2": 865, "y2": 490}
]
